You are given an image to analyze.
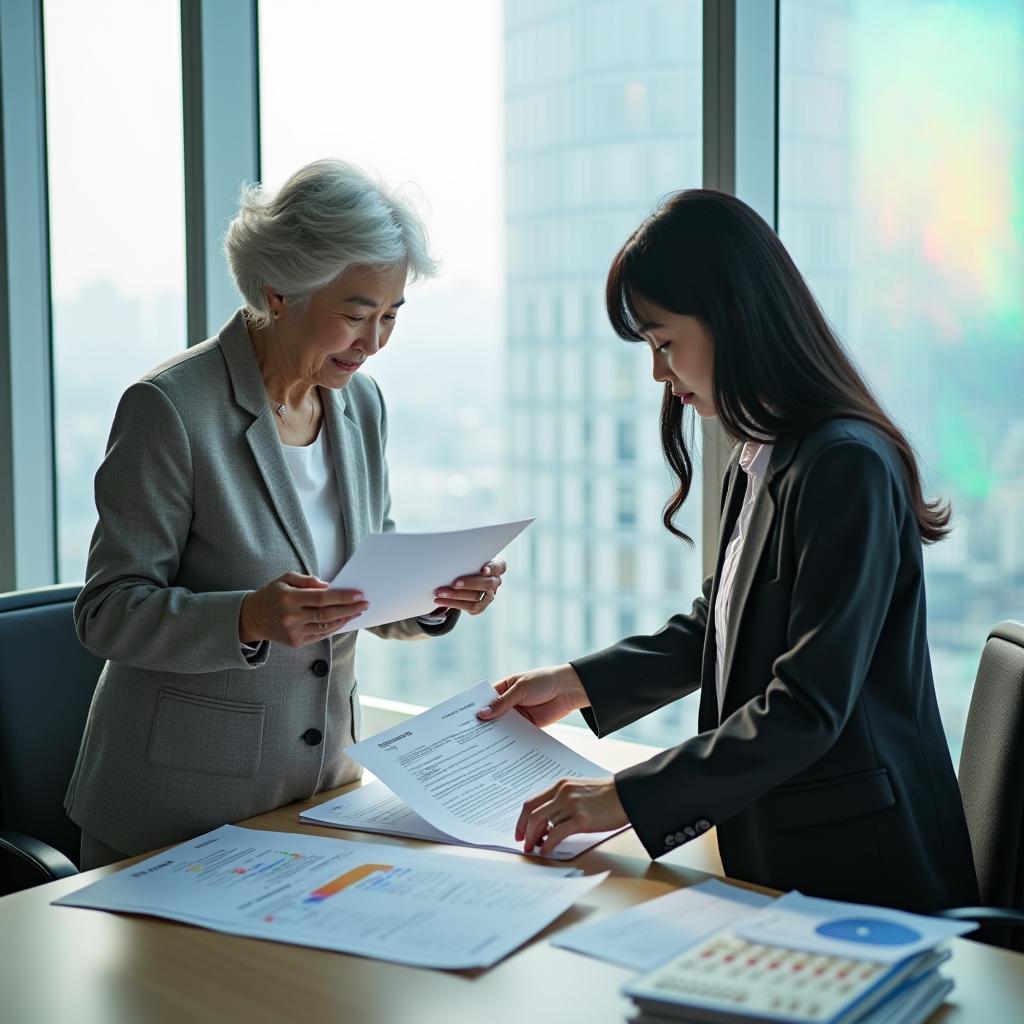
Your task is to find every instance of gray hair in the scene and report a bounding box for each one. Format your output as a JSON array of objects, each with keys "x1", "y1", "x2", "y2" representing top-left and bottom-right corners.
[{"x1": 224, "y1": 159, "x2": 438, "y2": 326}]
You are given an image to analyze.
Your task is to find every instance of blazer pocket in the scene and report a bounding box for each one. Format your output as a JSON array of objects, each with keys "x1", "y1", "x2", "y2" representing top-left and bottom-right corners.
[
  {"x1": 762, "y1": 767, "x2": 895, "y2": 831},
  {"x1": 147, "y1": 687, "x2": 265, "y2": 779}
]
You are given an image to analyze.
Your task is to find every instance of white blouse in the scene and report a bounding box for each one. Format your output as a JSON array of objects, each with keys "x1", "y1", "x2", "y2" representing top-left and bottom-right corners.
[
  {"x1": 714, "y1": 440, "x2": 774, "y2": 717},
  {"x1": 281, "y1": 425, "x2": 346, "y2": 582}
]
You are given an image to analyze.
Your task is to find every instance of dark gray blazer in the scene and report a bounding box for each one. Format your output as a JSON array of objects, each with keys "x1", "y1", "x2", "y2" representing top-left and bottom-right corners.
[
  {"x1": 66, "y1": 310, "x2": 456, "y2": 855},
  {"x1": 573, "y1": 419, "x2": 979, "y2": 913}
]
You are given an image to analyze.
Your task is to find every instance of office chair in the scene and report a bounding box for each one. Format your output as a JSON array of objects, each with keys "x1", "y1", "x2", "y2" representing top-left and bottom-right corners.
[
  {"x1": 933, "y1": 620, "x2": 1024, "y2": 952},
  {"x1": 0, "y1": 584, "x2": 104, "y2": 894}
]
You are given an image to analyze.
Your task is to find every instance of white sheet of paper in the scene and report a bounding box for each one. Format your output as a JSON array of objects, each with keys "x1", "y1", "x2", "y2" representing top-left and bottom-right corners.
[
  {"x1": 551, "y1": 878, "x2": 773, "y2": 971},
  {"x1": 301, "y1": 780, "x2": 465, "y2": 843},
  {"x1": 329, "y1": 518, "x2": 534, "y2": 633},
  {"x1": 53, "y1": 824, "x2": 607, "y2": 970},
  {"x1": 302, "y1": 780, "x2": 584, "y2": 867},
  {"x1": 346, "y1": 680, "x2": 628, "y2": 860},
  {"x1": 735, "y1": 890, "x2": 975, "y2": 964}
]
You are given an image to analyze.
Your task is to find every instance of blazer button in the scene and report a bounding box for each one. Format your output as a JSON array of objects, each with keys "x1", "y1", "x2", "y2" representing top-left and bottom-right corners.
[
  {"x1": 674, "y1": 831, "x2": 687, "y2": 844},
  {"x1": 696, "y1": 818, "x2": 711, "y2": 832},
  {"x1": 664, "y1": 834, "x2": 676, "y2": 847},
  {"x1": 684, "y1": 826, "x2": 697, "y2": 839},
  {"x1": 311, "y1": 659, "x2": 329, "y2": 677},
  {"x1": 303, "y1": 728, "x2": 323, "y2": 746}
]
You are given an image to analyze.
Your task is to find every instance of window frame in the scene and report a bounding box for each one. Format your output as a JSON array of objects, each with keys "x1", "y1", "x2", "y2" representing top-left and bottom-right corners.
[{"x1": 0, "y1": 0, "x2": 56, "y2": 590}]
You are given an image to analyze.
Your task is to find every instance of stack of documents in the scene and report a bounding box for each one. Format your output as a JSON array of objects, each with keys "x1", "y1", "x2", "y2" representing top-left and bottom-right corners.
[
  {"x1": 53, "y1": 824, "x2": 607, "y2": 970},
  {"x1": 303, "y1": 681, "x2": 629, "y2": 859},
  {"x1": 622, "y1": 891, "x2": 974, "y2": 1024},
  {"x1": 552, "y1": 878, "x2": 774, "y2": 972}
]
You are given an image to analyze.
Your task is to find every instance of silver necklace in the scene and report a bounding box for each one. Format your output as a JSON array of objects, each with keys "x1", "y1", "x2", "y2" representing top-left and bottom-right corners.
[{"x1": 273, "y1": 391, "x2": 316, "y2": 423}]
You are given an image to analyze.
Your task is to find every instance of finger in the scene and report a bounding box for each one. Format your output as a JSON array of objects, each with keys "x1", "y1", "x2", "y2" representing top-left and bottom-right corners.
[
  {"x1": 302, "y1": 596, "x2": 368, "y2": 617},
  {"x1": 299, "y1": 606, "x2": 356, "y2": 629},
  {"x1": 480, "y1": 558, "x2": 507, "y2": 577},
  {"x1": 300, "y1": 610, "x2": 366, "y2": 636},
  {"x1": 302, "y1": 609, "x2": 363, "y2": 641},
  {"x1": 515, "y1": 788, "x2": 558, "y2": 841},
  {"x1": 523, "y1": 803, "x2": 561, "y2": 853},
  {"x1": 308, "y1": 604, "x2": 368, "y2": 624},
  {"x1": 436, "y1": 583, "x2": 497, "y2": 605},
  {"x1": 434, "y1": 581, "x2": 497, "y2": 598},
  {"x1": 298, "y1": 628, "x2": 331, "y2": 646},
  {"x1": 538, "y1": 819, "x2": 579, "y2": 857},
  {"x1": 282, "y1": 573, "x2": 329, "y2": 589},
  {"x1": 433, "y1": 589, "x2": 494, "y2": 604},
  {"x1": 319, "y1": 613, "x2": 361, "y2": 632},
  {"x1": 304, "y1": 589, "x2": 366, "y2": 606},
  {"x1": 477, "y1": 678, "x2": 526, "y2": 719},
  {"x1": 432, "y1": 597, "x2": 492, "y2": 616},
  {"x1": 515, "y1": 794, "x2": 551, "y2": 842}
]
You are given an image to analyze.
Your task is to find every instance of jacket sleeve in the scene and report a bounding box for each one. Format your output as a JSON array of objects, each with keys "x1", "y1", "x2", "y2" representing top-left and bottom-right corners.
[
  {"x1": 571, "y1": 573, "x2": 712, "y2": 736},
  {"x1": 75, "y1": 381, "x2": 271, "y2": 673},
  {"x1": 616, "y1": 439, "x2": 902, "y2": 858},
  {"x1": 365, "y1": 377, "x2": 460, "y2": 641}
]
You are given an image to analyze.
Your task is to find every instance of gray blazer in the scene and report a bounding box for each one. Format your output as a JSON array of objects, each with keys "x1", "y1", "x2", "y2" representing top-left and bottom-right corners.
[{"x1": 66, "y1": 310, "x2": 456, "y2": 855}]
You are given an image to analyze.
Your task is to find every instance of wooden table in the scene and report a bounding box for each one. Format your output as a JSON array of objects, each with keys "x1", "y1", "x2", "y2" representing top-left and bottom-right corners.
[{"x1": 1, "y1": 724, "x2": 1022, "y2": 1024}]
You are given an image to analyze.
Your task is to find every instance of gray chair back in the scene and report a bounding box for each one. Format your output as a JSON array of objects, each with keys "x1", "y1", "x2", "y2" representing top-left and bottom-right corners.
[
  {"x1": 0, "y1": 585, "x2": 103, "y2": 868},
  {"x1": 958, "y1": 620, "x2": 1024, "y2": 951}
]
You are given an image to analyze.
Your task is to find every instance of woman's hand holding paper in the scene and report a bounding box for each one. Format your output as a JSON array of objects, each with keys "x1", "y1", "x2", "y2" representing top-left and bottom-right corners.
[
  {"x1": 432, "y1": 557, "x2": 508, "y2": 615},
  {"x1": 476, "y1": 663, "x2": 590, "y2": 728}
]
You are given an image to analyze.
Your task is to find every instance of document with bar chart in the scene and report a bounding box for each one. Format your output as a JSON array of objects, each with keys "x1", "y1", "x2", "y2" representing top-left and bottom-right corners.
[{"x1": 52, "y1": 824, "x2": 607, "y2": 969}]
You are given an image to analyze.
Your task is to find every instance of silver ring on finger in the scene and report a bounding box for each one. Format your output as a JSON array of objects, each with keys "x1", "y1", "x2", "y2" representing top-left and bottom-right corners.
[{"x1": 479, "y1": 590, "x2": 487, "y2": 602}]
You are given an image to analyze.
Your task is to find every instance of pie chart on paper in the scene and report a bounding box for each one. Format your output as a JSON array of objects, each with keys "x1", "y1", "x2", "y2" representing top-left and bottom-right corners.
[{"x1": 815, "y1": 917, "x2": 922, "y2": 946}]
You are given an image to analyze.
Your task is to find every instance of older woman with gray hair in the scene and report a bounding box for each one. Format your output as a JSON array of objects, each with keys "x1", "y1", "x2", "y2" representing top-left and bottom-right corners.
[{"x1": 67, "y1": 159, "x2": 507, "y2": 868}]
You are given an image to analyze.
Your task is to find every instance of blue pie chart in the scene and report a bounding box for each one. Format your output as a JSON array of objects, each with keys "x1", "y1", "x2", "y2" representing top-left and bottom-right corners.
[{"x1": 815, "y1": 917, "x2": 922, "y2": 946}]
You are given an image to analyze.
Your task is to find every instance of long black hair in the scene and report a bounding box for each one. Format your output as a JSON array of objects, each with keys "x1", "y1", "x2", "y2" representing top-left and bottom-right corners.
[{"x1": 606, "y1": 189, "x2": 950, "y2": 544}]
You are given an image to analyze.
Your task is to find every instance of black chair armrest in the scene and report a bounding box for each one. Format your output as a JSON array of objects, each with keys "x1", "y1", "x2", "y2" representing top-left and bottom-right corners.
[
  {"x1": 0, "y1": 829, "x2": 79, "y2": 882},
  {"x1": 934, "y1": 906, "x2": 1024, "y2": 929}
]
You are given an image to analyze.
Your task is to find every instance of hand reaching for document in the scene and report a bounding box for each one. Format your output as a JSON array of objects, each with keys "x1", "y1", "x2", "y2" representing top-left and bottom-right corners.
[
  {"x1": 477, "y1": 664, "x2": 630, "y2": 855},
  {"x1": 476, "y1": 663, "x2": 590, "y2": 729},
  {"x1": 516, "y1": 777, "x2": 629, "y2": 857}
]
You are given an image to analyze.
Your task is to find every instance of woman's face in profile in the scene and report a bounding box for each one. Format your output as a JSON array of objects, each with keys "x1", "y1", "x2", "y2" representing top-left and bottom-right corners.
[
  {"x1": 632, "y1": 295, "x2": 717, "y2": 417},
  {"x1": 286, "y1": 262, "x2": 408, "y2": 389}
]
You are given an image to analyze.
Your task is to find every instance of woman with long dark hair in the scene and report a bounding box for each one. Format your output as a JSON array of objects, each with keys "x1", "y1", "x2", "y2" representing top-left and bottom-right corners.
[{"x1": 479, "y1": 189, "x2": 978, "y2": 912}]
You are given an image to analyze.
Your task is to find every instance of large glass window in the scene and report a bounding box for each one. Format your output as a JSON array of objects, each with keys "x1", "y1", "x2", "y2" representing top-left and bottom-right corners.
[
  {"x1": 779, "y1": 0, "x2": 1024, "y2": 759},
  {"x1": 259, "y1": 0, "x2": 704, "y2": 746},
  {"x1": 44, "y1": 0, "x2": 186, "y2": 582}
]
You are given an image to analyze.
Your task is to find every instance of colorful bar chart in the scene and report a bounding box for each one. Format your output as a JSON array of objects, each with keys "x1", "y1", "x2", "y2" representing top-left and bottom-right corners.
[{"x1": 303, "y1": 864, "x2": 393, "y2": 904}]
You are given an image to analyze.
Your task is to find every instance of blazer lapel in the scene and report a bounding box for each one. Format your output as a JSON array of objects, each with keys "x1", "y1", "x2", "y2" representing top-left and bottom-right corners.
[
  {"x1": 322, "y1": 385, "x2": 368, "y2": 565},
  {"x1": 218, "y1": 309, "x2": 318, "y2": 577},
  {"x1": 246, "y1": 415, "x2": 319, "y2": 577},
  {"x1": 697, "y1": 456, "x2": 746, "y2": 732}
]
